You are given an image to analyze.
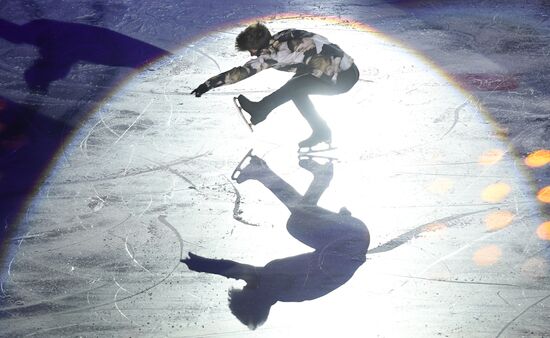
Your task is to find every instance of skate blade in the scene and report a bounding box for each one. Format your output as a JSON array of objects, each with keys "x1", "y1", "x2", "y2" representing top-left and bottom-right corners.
[
  {"x1": 233, "y1": 97, "x2": 254, "y2": 132},
  {"x1": 298, "y1": 153, "x2": 338, "y2": 161},
  {"x1": 231, "y1": 148, "x2": 254, "y2": 181},
  {"x1": 297, "y1": 144, "x2": 337, "y2": 155}
]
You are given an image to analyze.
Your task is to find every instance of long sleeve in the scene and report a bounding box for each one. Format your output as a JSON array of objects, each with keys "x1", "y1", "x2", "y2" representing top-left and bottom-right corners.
[
  {"x1": 199, "y1": 29, "x2": 354, "y2": 91},
  {"x1": 203, "y1": 55, "x2": 276, "y2": 90}
]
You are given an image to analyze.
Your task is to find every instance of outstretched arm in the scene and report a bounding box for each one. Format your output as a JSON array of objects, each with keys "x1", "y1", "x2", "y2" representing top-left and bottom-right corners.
[
  {"x1": 0, "y1": 19, "x2": 28, "y2": 44},
  {"x1": 191, "y1": 56, "x2": 274, "y2": 97},
  {"x1": 181, "y1": 252, "x2": 260, "y2": 287}
]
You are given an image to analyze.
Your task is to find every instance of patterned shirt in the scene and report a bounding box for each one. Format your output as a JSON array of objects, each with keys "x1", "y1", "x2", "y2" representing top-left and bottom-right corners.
[{"x1": 204, "y1": 29, "x2": 354, "y2": 90}]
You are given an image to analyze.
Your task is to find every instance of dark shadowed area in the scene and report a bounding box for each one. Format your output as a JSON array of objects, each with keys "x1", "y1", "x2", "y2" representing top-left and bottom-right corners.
[{"x1": 0, "y1": 1, "x2": 548, "y2": 337}]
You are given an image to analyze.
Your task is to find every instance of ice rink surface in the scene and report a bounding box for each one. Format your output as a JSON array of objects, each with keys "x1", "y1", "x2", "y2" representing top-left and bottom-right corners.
[{"x1": 0, "y1": 1, "x2": 549, "y2": 337}]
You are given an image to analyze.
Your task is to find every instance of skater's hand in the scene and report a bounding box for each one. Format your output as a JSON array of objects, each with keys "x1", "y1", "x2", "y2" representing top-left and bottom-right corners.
[
  {"x1": 191, "y1": 83, "x2": 209, "y2": 97},
  {"x1": 180, "y1": 252, "x2": 209, "y2": 272}
]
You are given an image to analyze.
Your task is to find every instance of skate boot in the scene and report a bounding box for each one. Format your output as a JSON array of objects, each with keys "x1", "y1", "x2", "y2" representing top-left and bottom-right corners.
[
  {"x1": 231, "y1": 149, "x2": 268, "y2": 183},
  {"x1": 237, "y1": 95, "x2": 269, "y2": 125},
  {"x1": 298, "y1": 127, "x2": 333, "y2": 152},
  {"x1": 299, "y1": 156, "x2": 334, "y2": 175}
]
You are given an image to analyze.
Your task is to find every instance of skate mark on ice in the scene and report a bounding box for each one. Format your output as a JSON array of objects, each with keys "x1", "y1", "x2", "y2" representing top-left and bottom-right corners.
[
  {"x1": 496, "y1": 292, "x2": 550, "y2": 338},
  {"x1": 6, "y1": 232, "x2": 27, "y2": 280},
  {"x1": 114, "y1": 98, "x2": 153, "y2": 144},
  {"x1": 56, "y1": 152, "x2": 209, "y2": 185},
  {"x1": 368, "y1": 208, "x2": 495, "y2": 254},
  {"x1": 35, "y1": 214, "x2": 132, "y2": 254},
  {"x1": 113, "y1": 277, "x2": 131, "y2": 322},
  {"x1": 497, "y1": 291, "x2": 514, "y2": 307},
  {"x1": 224, "y1": 175, "x2": 261, "y2": 227},
  {"x1": 162, "y1": 75, "x2": 175, "y2": 127},
  {"x1": 122, "y1": 145, "x2": 136, "y2": 176},
  {"x1": 0, "y1": 281, "x2": 6, "y2": 297},
  {"x1": 129, "y1": 153, "x2": 207, "y2": 190},
  {"x1": 157, "y1": 215, "x2": 203, "y2": 259},
  {"x1": 165, "y1": 167, "x2": 198, "y2": 190},
  {"x1": 358, "y1": 100, "x2": 469, "y2": 160},
  {"x1": 0, "y1": 281, "x2": 109, "y2": 313},
  {"x1": 186, "y1": 45, "x2": 221, "y2": 72},
  {"x1": 10, "y1": 214, "x2": 112, "y2": 245},
  {"x1": 389, "y1": 231, "x2": 500, "y2": 294},
  {"x1": 137, "y1": 197, "x2": 153, "y2": 219},
  {"x1": 58, "y1": 244, "x2": 184, "y2": 315},
  {"x1": 391, "y1": 274, "x2": 521, "y2": 288},
  {"x1": 79, "y1": 119, "x2": 102, "y2": 155},
  {"x1": 440, "y1": 101, "x2": 468, "y2": 139},
  {"x1": 99, "y1": 109, "x2": 121, "y2": 138},
  {"x1": 124, "y1": 235, "x2": 153, "y2": 275},
  {"x1": 25, "y1": 324, "x2": 81, "y2": 337}
]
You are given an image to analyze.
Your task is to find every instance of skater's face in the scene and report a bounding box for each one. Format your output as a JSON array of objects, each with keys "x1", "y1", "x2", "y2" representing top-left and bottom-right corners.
[{"x1": 248, "y1": 49, "x2": 258, "y2": 57}]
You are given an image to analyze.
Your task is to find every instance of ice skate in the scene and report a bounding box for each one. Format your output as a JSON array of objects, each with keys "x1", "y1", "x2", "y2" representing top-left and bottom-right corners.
[
  {"x1": 298, "y1": 157, "x2": 335, "y2": 181},
  {"x1": 298, "y1": 154, "x2": 337, "y2": 170},
  {"x1": 298, "y1": 128, "x2": 335, "y2": 154},
  {"x1": 231, "y1": 149, "x2": 267, "y2": 183},
  {"x1": 237, "y1": 95, "x2": 270, "y2": 125},
  {"x1": 232, "y1": 97, "x2": 254, "y2": 132}
]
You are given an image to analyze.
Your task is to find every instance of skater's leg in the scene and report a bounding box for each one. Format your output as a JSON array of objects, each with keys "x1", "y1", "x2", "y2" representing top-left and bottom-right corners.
[
  {"x1": 286, "y1": 207, "x2": 369, "y2": 254},
  {"x1": 24, "y1": 57, "x2": 72, "y2": 93},
  {"x1": 238, "y1": 74, "x2": 331, "y2": 124},
  {"x1": 266, "y1": 63, "x2": 359, "y2": 107},
  {"x1": 235, "y1": 155, "x2": 304, "y2": 210},
  {"x1": 241, "y1": 63, "x2": 359, "y2": 122},
  {"x1": 293, "y1": 94, "x2": 329, "y2": 132},
  {"x1": 260, "y1": 74, "x2": 331, "y2": 110},
  {"x1": 299, "y1": 159, "x2": 333, "y2": 206},
  {"x1": 292, "y1": 94, "x2": 332, "y2": 147},
  {"x1": 253, "y1": 167, "x2": 304, "y2": 211}
]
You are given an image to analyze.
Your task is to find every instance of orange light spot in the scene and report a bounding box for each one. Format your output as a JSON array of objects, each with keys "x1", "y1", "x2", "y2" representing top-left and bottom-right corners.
[
  {"x1": 536, "y1": 221, "x2": 550, "y2": 240},
  {"x1": 479, "y1": 149, "x2": 504, "y2": 166},
  {"x1": 484, "y1": 210, "x2": 514, "y2": 231},
  {"x1": 536, "y1": 186, "x2": 550, "y2": 203},
  {"x1": 428, "y1": 178, "x2": 454, "y2": 194},
  {"x1": 473, "y1": 245, "x2": 502, "y2": 266},
  {"x1": 481, "y1": 183, "x2": 511, "y2": 203},
  {"x1": 524, "y1": 150, "x2": 550, "y2": 168}
]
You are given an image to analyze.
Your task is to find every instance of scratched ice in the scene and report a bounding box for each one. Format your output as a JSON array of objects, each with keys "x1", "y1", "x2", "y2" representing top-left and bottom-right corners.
[{"x1": 1, "y1": 4, "x2": 549, "y2": 338}]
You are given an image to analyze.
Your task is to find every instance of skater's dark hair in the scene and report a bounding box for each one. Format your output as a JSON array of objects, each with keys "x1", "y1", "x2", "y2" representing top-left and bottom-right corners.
[
  {"x1": 228, "y1": 287, "x2": 272, "y2": 330},
  {"x1": 235, "y1": 22, "x2": 271, "y2": 52}
]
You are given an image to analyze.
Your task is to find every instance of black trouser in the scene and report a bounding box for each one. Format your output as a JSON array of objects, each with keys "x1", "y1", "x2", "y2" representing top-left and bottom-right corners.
[{"x1": 260, "y1": 63, "x2": 359, "y2": 133}]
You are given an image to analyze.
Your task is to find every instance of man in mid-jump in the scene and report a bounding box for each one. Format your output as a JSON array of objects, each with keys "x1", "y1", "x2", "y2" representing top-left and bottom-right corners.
[{"x1": 191, "y1": 22, "x2": 359, "y2": 150}]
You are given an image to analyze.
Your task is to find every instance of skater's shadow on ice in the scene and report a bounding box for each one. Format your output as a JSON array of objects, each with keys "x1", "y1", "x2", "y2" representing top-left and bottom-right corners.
[
  {"x1": 0, "y1": 96, "x2": 70, "y2": 258},
  {"x1": 0, "y1": 18, "x2": 170, "y2": 93},
  {"x1": 181, "y1": 151, "x2": 370, "y2": 329}
]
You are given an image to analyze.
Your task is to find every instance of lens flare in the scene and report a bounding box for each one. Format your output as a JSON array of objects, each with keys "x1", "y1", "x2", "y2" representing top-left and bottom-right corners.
[
  {"x1": 536, "y1": 186, "x2": 550, "y2": 203},
  {"x1": 481, "y1": 182, "x2": 511, "y2": 203},
  {"x1": 524, "y1": 149, "x2": 550, "y2": 168},
  {"x1": 479, "y1": 149, "x2": 504, "y2": 166},
  {"x1": 536, "y1": 221, "x2": 550, "y2": 240},
  {"x1": 484, "y1": 210, "x2": 514, "y2": 231},
  {"x1": 473, "y1": 245, "x2": 502, "y2": 266}
]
